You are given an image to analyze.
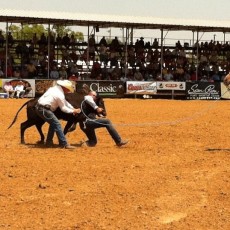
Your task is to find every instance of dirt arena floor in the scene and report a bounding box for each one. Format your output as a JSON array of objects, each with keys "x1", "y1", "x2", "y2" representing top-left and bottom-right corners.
[{"x1": 0, "y1": 98, "x2": 230, "y2": 230}]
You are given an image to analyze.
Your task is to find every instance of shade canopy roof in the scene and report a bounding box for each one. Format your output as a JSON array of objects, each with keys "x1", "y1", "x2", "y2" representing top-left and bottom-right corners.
[{"x1": 1, "y1": 9, "x2": 230, "y2": 33}]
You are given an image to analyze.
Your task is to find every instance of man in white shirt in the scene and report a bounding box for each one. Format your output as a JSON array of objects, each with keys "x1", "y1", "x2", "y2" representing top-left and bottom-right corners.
[
  {"x1": 80, "y1": 91, "x2": 128, "y2": 147},
  {"x1": 35, "y1": 80, "x2": 81, "y2": 149},
  {"x1": 14, "y1": 81, "x2": 25, "y2": 98}
]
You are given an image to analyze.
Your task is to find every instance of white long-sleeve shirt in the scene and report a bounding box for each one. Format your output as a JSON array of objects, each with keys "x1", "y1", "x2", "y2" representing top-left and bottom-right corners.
[
  {"x1": 84, "y1": 95, "x2": 98, "y2": 110},
  {"x1": 38, "y1": 85, "x2": 74, "y2": 113},
  {"x1": 14, "y1": 84, "x2": 24, "y2": 92}
]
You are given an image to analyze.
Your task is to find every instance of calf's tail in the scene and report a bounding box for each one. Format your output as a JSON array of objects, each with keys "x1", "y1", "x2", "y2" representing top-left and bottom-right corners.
[{"x1": 7, "y1": 99, "x2": 32, "y2": 129}]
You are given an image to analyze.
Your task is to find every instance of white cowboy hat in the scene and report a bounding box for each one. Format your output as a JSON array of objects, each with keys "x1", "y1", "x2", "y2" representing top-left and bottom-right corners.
[{"x1": 57, "y1": 80, "x2": 74, "y2": 93}]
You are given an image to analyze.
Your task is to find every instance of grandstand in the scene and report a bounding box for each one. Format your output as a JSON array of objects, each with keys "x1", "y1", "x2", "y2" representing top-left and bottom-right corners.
[{"x1": 0, "y1": 9, "x2": 230, "y2": 82}]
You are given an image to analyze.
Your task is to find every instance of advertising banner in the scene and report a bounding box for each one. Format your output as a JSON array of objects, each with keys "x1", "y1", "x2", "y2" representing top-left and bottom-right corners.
[
  {"x1": 35, "y1": 80, "x2": 57, "y2": 97},
  {"x1": 186, "y1": 82, "x2": 221, "y2": 100},
  {"x1": 126, "y1": 81, "x2": 157, "y2": 95},
  {"x1": 76, "y1": 80, "x2": 125, "y2": 98},
  {"x1": 35, "y1": 79, "x2": 77, "y2": 97},
  {"x1": 0, "y1": 79, "x2": 35, "y2": 98},
  {"x1": 220, "y1": 83, "x2": 230, "y2": 99},
  {"x1": 156, "y1": 81, "x2": 186, "y2": 90}
]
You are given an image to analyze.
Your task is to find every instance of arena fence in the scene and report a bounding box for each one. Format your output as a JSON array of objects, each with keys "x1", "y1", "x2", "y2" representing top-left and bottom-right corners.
[{"x1": 0, "y1": 79, "x2": 229, "y2": 100}]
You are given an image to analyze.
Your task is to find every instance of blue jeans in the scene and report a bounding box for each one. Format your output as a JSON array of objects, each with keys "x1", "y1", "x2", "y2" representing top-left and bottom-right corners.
[
  {"x1": 35, "y1": 106, "x2": 68, "y2": 147},
  {"x1": 80, "y1": 118, "x2": 122, "y2": 146}
]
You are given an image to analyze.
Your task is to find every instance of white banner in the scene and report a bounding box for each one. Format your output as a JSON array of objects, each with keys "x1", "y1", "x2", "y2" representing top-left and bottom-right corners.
[
  {"x1": 126, "y1": 81, "x2": 157, "y2": 94},
  {"x1": 221, "y1": 82, "x2": 230, "y2": 99},
  {"x1": 156, "y1": 82, "x2": 186, "y2": 90}
]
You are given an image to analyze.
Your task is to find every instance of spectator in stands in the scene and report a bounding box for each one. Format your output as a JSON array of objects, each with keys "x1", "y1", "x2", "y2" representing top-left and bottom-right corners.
[
  {"x1": 163, "y1": 69, "x2": 174, "y2": 81},
  {"x1": 56, "y1": 34, "x2": 62, "y2": 47},
  {"x1": 6, "y1": 65, "x2": 13, "y2": 78},
  {"x1": 14, "y1": 81, "x2": 25, "y2": 98},
  {"x1": 146, "y1": 48, "x2": 154, "y2": 63},
  {"x1": 89, "y1": 34, "x2": 96, "y2": 47},
  {"x1": 175, "y1": 65, "x2": 185, "y2": 81},
  {"x1": 138, "y1": 37, "x2": 145, "y2": 48},
  {"x1": 87, "y1": 34, "x2": 96, "y2": 61},
  {"x1": 0, "y1": 30, "x2": 4, "y2": 47},
  {"x1": 200, "y1": 74, "x2": 209, "y2": 82},
  {"x1": 211, "y1": 71, "x2": 221, "y2": 82},
  {"x1": 144, "y1": 71, "x2": 154, "y2": 81},
  {"x1": 109, "y1": 49, "x2": 118, "y2": 67},
  {"x1": 21, "y1": 65, "x2": 29, "y2": 78},
  {"x1": 3, "y1": 81, "x2": 15, "y2": 98},
  {"x1": 62, "y1": 33, "x2": 70, "y2": 48},
  {"x1": 89, "y1": 45, "x2": 96, "y2": 61},
  {"x1": 50, "y1": 66, "x2": 59, "y2": 79},
  {"x1": 68, "y1": 73, "x2": 79, "y2": 82},
  {"x1": 190, "y1": 71, "x2": 198, "y2": 81},
  {"x1": 152, "y1": 49, "x2": 160, "y2": 62},
  {"x1": 61, "y1": 48, "x2": 70, "y2": 64},
  {"x1": 171, "y1": 47, "x2": 179, "y2": 59},
  {"x1": 178, "y1": 48, "x2": 186, "y2": 58},
  {"x1": 0, "y1": 66, "x2": 4, "y2": 77},
  {"x1": 39, "y1": 33, "x2": 47, "y2": 45},
  {"x1": 48, "y1": 32, "x2": 55, "y2": 45},
  {"x1": 69, "y1": 63, "x2": 79, "y2": 76},
  {"x1": 8, "y1": 32, "x2": 14, "y2": 47},
  {"x1": 222, "y1": 42, "x2": 230, "y2": 55},
  {"x1": 70, "y1": 33, "x2": 76, "y2": 48},
  {"x1": 81, "y1": 47, "x2": 89, "y2": 64},
  {"x1": 127, "y1": 46, "x2": 136, "y2": 67},
  {"x1": 126, "y1": 69, "x2": 134, "y2": 81},
  {"x1": 152, "y1": 38, "x2": 159, "y2": 48},
  {"x1": 98, "y1": 43, "x2": 108, "y2": 65},
  {"x1": 27, "y1": 62, "x2": 37, "y2": 79},
  {"x1": 176, "y1": 56, "x2": 187, "y2": 68},
  {"x1": 99, "y1": 36, "x2": 107, "y2": 47},
  {"x1": 31, "y1": 33, "x2": 38, "y2": 46},
  {"x1": 111, "y1": 64, "x2": 121, "y2": 80},
  {"x1": 110, "y1": 36, "x2": 121, "y2": 54},
  {"x1": 90, "y1": 59, "x2": 102, "y2": 79},
  {"x1": 209, "y1": 50, "x2": 218, "y2": 65},
  {"x1": 184, "y1": 70, "x2": 191, "y2": 81},
  {"x1": 69, "y1": 50, "x2": 78, "y2": 63},
  {"x1": 208, "y1": 40, "x2": 215, "y2": 51},
  {"x1": 13, "y1": 67, "x2": 21, "y2": 78},
  {"x1": 120, "y1": 73, "x2": 129, "y2": 82},
  {"x1": 156, "y1": 72, "x2": 163, "y2": 81},
  {"x1": 163, "y1": 48, "x2": 173, "y2": 68},
  {"x1": 200, "y1": 53, "x2": 208, "y2": 65},
  {"x1": 59, "y1": 66, "x2": 68, "y2": 79},
  {"x1": 176, "y1": 40, "x2": 182, "y2": 49},
  {"x1": 138, "y1": 61, "x2": 146, "y2": 76},
  {"x1": 28, "y1": 42, "x2": 35, "y2": 58},
  {"x1": 134, "y1": 69, "x2": 144, "y2": 81}
]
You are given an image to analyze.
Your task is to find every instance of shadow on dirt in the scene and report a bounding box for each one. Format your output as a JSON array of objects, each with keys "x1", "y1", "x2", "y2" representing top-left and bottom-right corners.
[
  {"x1": 205, "y1": 148, "x2": 230, "y2": 152},
  {"x1": 23, "y1": 142, "x2": 83, "y2": 149}
]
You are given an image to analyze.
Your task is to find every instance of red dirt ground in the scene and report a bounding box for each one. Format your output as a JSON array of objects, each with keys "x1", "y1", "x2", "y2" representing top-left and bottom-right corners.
[{"x1": 0, "y1": 98, "x2": 230, "y2": 230}]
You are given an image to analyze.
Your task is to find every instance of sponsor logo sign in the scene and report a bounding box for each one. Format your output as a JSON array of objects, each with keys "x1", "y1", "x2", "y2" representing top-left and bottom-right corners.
[
  {"x1": 186, "y1": 82, "x2": 221, "y2": 100},
  {"x1": 76, "y1": 81, "x2": 125, "y2": 98},
  {"x1": 126, "y1": 81, "x2": 157, "y2": 94},
  {"x1": 1, "y1": 79, "x2": 35, "y2": 97},
  {"x1": 220, "y1": 83, "x2": 230, "y2": 99},
  {"x1": 157, "y1": 81, "x2": 186, "y2": 90}
]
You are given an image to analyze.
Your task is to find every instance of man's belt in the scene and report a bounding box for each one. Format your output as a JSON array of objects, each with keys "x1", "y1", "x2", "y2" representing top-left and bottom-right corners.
[{"x1": 36, "y1": 103, "x2": 51, "y2": 110}]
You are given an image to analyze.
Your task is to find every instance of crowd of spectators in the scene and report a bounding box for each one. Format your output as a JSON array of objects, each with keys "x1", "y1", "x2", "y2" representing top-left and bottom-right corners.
[{"x1": 0, "y1": 30, "x2": 229, "y2": 82}]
